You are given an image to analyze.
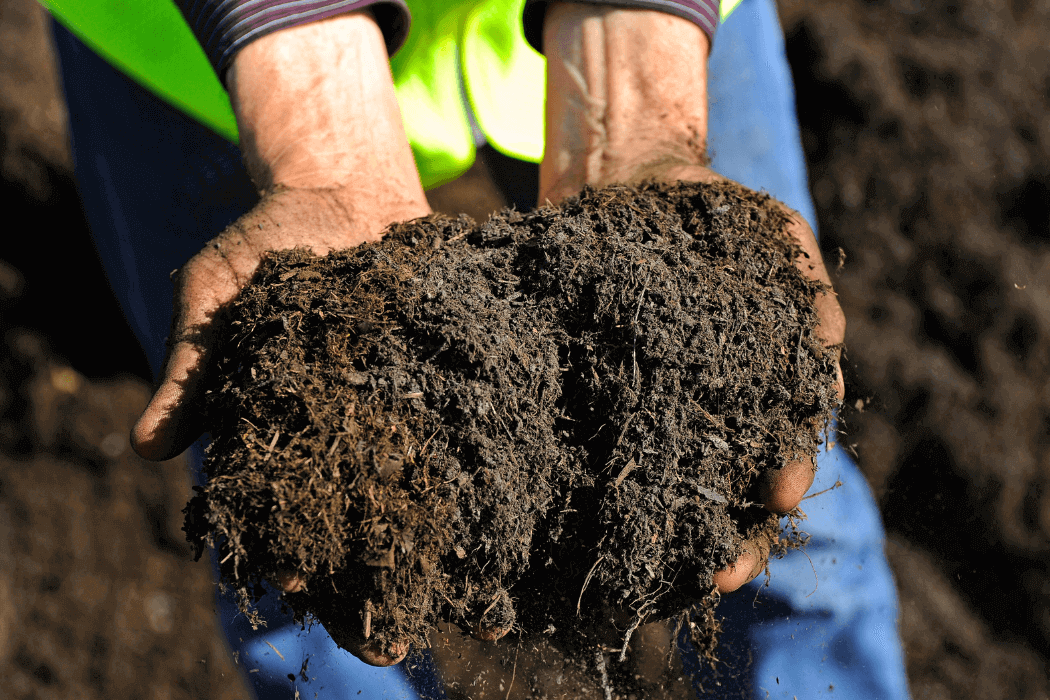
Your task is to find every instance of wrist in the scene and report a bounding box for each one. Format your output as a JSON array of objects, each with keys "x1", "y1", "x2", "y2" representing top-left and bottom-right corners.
[
  {"x1": 227, "y1": 12, "x2": 428, "y2": 221},
  {"x1": 540, "y1": 6, "x2": 711, "y2": 202}
]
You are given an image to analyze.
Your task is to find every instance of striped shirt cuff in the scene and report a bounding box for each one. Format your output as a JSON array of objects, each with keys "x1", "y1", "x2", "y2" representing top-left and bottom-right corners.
[
  {"x1": 522, "y1": 0, "x2": 719, "y2": 53},
  {"x1": 175, "y1": 0, "x2": 410, "y2": 84}
]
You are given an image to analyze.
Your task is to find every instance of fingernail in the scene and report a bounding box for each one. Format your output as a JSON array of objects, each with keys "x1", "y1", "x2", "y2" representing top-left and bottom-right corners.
[
  {"x1": 472, "y1": 625, "x2": 508, "y2": 642},
  {"x1": 358, "y1": 641, "x2": 408, "y2": 667},
  {"x1": 275, "y1": 570, "x2": 305, "y2": 593}
]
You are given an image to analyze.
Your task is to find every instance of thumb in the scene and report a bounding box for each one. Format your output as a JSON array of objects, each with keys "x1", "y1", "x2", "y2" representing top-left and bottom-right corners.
[
  {"x1": 712, "y1": 535, "x2": 771, "y2": 594},
  {"x1": 131, "y1": 249, "x2": 239, "y2": 461},
  {"x1": 131, "y1": 337, "x2": 210, "y2": 461}
]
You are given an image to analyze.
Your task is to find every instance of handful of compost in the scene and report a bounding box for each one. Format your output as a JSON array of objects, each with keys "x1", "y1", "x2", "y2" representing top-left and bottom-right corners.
[{"x1": 186, "y1": 181, "x2": 839, "y2": 668}]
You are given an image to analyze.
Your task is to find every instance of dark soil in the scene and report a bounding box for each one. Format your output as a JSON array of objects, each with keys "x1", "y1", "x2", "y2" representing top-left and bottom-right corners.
[
  {"x1": 781, "y1": 0, "x2": 1050, "y2": 695},
  {"x1": 0, "y1": 322, "x2": 247, "y2": 699},
  {"x1": 188, "y1": 181, "x2": 837, "y2": 680}
]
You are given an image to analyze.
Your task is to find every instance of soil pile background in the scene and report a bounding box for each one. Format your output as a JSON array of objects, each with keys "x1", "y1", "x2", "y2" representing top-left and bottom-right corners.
[
  {"x1": 0, "y1": 278, "x2": 247, "y2": 698},
  {"x1": 781, "y1": 0, "x2": 1050, "y2": 696},
  {"x1": 2, "y1": 0, "x2": 1049, "y2": 696}
]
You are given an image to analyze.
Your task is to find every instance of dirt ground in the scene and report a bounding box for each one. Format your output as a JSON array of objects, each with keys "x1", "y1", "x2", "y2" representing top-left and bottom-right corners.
[
  {"x1": 1, "y1": 0, "x2": 1048, "y2": 697},
  {"x1": 0, "y1": 318, "x2": 249, "y2": 700},
  {"x1": 779, "y1": 0, "x2": 1050, "y2": 696}
]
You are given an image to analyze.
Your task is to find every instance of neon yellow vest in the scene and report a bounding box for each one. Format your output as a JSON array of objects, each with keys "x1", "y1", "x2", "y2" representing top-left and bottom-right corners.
[{"x1": 41, "y1": 0, "x2": 742, "y2": 189}]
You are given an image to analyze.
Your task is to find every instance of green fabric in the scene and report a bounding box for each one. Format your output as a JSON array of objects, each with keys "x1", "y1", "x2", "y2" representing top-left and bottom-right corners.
[
  {"x1": 720, "y1": 0, "x2": 744, "y2": 20},
  {"x1": 460, "y1": 0, "x2": 545, "y2": 163},
  {"x1": 41, "y1": 0, "x2": 742, "y2": 188},
  {"x1": 390, "y1": 1, "x2": 477, "y2": 188},
  {"x1": 42, "y1": 0, "x2": 238, "y2": 143}
]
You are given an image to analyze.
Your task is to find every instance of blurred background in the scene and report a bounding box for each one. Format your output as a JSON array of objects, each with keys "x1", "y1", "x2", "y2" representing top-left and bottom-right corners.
[{"x1": 1, "y1": 0, "x2": 1048, "y2": 697}]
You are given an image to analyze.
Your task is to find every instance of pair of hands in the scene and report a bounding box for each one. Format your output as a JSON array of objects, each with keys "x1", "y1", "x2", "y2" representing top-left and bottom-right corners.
[{"x1": 130, "y1": 7, "x2": 844, "y2": 667}]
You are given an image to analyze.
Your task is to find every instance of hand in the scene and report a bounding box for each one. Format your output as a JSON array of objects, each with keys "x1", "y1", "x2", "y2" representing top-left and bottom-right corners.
[
  {"x1": 129, "y1": 11, "x2": 429, "y2": 666},
  {"x1": 130, "y1": 187, "x2": 421, "y2": 461},
  {"x1": 540, "y1": 6, "x2": 845, "y2": 595}
]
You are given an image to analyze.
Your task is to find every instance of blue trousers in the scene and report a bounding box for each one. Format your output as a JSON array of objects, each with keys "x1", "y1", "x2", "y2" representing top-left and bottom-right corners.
[{"x1": 54, "y1": 0, "x2": 910, "y2": 696}]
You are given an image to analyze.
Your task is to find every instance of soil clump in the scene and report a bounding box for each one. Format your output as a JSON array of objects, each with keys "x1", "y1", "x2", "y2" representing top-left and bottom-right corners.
[{"x1": 187, "y1": 180, "x2": 838, "y2": 679}]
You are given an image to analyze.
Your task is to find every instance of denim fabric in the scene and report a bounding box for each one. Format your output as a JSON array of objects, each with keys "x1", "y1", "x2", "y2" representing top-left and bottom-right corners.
[
  {"x1": 690, "y1": 1, "x2": 911, "y2": 697},
  {"x1": 53, "y1": 0, "x2": 910, "y2": 695}
]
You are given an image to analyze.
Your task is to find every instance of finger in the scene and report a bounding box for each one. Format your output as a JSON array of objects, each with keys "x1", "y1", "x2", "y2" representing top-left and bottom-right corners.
[
  {"x1": 712, "y1": 536, "x2": 771, "y2": 594},
  {"x1": 353, "y1": 640, "x2": 409, "y2": 667},
  {"x1": 273, "y1": 570, "x2": 307, "y2": 594},
  {"x1": 315, "y1": 600, "x2": 411, "y2": 667},
  {"x1": 471, "y1": 624, "x2": 510, "y2": 643},
  {"x1": 131, "y1": 339, "x2": 210, "y2": 460},
  {"x1": 814, "y1": 287, "x2": 846, "y2": 401},
  {"x1": 758, "y1": 457, "x2": 817, "y2": 514},
  {"x1": 809, "y1": 284, "x2": 847, "y2": 351},
  {"x1": 785, "y1": 212, "x2": 834, "y2": 287},
  {"x1": 782, "y1": 213, "x2": 846, "y2": 404},
  {"x1": 132, "y1": 249, "x2": 242, "y2": 461}
]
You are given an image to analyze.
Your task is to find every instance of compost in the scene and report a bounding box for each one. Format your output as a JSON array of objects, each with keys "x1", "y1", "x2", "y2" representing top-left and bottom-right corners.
[{"x1": 186, "y1": 180, "x2": 838, "y2": 683}]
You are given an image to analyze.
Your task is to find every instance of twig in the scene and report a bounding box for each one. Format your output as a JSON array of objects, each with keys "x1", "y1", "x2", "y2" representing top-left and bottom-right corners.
[
  {"x1": 577, "y1": 556, "x2": 605, "y2": 616},
  {"x1": 327, "y1": 435, "x2": 341, "y2": 457},
  {"x1": 265, "y1": 641, "x2": 285, "y2": 661},
  {"x1": 264, "y1": 431, "x2": 280, "y2": 462},
  {"x1": 493, "y1": 411, "x2": 524, "y2": 471},
  {"x1": 801, "y1": 545, "x2": 819, "y2": 598},
  {"x1": 618, "y1": 615, "x2": 643, "y2": 662},
  {"x1": 614, "y1": 412, "x2": 637, "y2": 449},
  {"x1": 689, "y1": 401, "x2": 723, "y2": 429},
  {"x1": 481, "y1": 591, "x2": 504, "y2": 619},
  {"x1": 445, "y1": 230, "x2": 470, "y2": 244},
  {"x1": 594, "y1": 649, "x2": 614, "y2": 700},
  {"x1": 631, "y1": 275, "x2": 650, "y2": 391},
  {"x1": 613, "y1": 458, "x2": 638, "y2": 488},
  {"x1": 801, "y1": 479, "x2": 843, "y2": 501},
  {"x1": 504, "y1": 641, "x2": 520, "y2": 700}
]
